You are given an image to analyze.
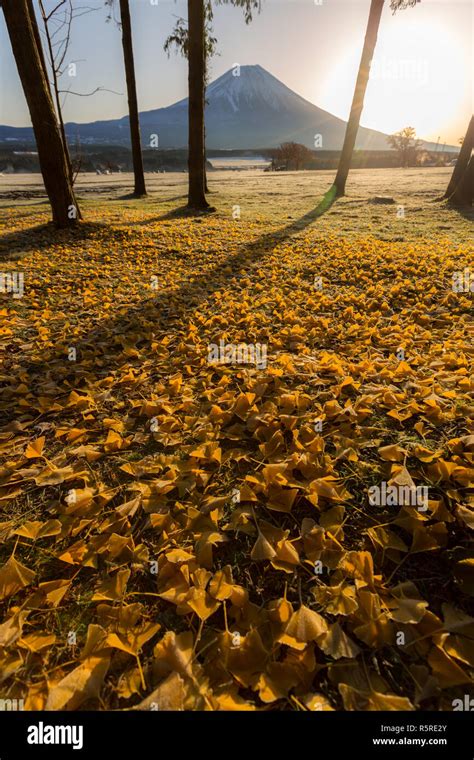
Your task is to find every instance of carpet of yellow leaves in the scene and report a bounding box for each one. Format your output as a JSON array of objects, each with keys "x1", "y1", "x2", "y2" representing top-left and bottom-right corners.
[{"x1": 0, "y1": 204, "x2": 472, "y2": 711}]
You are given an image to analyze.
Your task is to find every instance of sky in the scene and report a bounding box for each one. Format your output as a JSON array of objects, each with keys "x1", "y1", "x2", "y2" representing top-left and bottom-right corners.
[{"x1": 0, "y1": 0, "x2": 472, "y2": 145}]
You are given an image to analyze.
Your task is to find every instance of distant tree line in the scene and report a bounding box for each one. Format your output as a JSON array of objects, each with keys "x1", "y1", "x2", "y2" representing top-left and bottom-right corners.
[{"x1": 1, "y1": 142, "x2": 460, "y2": 177}]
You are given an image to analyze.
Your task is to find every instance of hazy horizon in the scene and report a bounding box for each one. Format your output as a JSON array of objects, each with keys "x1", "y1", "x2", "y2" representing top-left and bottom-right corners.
[{"x1": 0, "y1": 0, "x2": 472, "y2": 145}]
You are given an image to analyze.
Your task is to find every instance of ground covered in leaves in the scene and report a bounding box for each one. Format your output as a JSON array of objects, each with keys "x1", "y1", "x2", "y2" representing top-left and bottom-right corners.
[{"x1": 0, "y1": 180, "x2": 473, "y2": 711}]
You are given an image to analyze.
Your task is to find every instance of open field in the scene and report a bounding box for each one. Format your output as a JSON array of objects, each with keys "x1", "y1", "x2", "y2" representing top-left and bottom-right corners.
[
  {"x1": 0, "y1": 169, "x2": 472, "y2": 711},
  {"x1": 1, "y1": 167, "x2": 473, "y2": 241}
]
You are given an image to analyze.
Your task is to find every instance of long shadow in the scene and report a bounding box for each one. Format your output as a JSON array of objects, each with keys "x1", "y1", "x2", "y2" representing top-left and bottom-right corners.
[
  {"x1": 446, "y1": 201, "x2": 474, "y2": 222},
  {"x1": 0, "y1": 188, "x2": 338, "y2": 426},
  {"x1": 0, "y1": 221, "x2": 115, "y2": 260},
  {"x1": 114, "y1": 193, "x2": 187, "y2": 205},
  {"x1": 121, "y1": 200, "x2": 229, "y2": 225},
  {"x1": 124, "y1": 204, "x2": 217, "y2": 224}
]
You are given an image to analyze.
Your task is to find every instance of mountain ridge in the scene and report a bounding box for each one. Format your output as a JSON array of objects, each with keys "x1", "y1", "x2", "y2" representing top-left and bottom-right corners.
[{"x1": 0, "y1": 64, "x2": 455, "y2": 152}]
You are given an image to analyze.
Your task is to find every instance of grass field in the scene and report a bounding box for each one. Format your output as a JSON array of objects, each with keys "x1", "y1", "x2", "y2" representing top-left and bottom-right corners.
[
  {"x1": 1, "y1": 167, "x2": 473, "y2": 241},
  {"x1": 0, "y1": 168, "x2": 472, "y2": 711}
]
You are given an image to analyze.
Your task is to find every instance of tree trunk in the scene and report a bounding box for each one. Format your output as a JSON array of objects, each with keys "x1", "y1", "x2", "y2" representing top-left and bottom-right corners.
[
  {"x1": 119, "y1": 0, "x2": 146, "y2": 197},
  {"x1": 333, "y1": 0, "x2": 385, "y2": 197},
  {"x1": 37, "y1": 0, "x2": 77, "y2": 201},
  {"x1": 204, "y1": 123, "x2": 209, "y2": 192},
  {"x1": 444, "y1": 116, "x2": 473, "y2": 200},
  {"x1": 26, "y1": 0, "x2": 48, "y2": 81},
  {"x1": 2, "y1": 0, "x2": 80, "y2": 227},
  {"x1": 187, "y1": 0, "x2": 209, "y2": 210},
  {"x1": 448, "y1": 155, "x2": 473, "y2": 207}
]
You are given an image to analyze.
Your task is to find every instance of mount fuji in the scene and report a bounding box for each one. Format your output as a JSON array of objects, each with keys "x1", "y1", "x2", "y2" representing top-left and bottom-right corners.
[{"x1": 0, "y1": 64, "x2": 412, "y2": 151}]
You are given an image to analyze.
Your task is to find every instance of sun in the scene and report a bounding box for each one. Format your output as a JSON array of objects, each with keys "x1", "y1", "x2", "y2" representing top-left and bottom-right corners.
[{"x1": 319, "y1": 15, "x2": 468, "y2": 144}]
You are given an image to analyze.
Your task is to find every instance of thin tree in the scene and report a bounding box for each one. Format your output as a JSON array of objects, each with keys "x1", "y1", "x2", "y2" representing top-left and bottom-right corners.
[
  {"x1": 443, "y1": 116, "x2": 473, "y2": 200},
  {"x1": 333, "y1": 0, "x2": 385, "y2": 197},
  {"x1": 164, "y1": 12, "x2": 217, "y2": 193},
  {"x1": 180, "y1": 0, "x2": 261, "y2": 208},
  {"x1": 119, "y1": 0, "x2": 146, "y2": 196},
  {"x1": 106, "y1": 0, "x2": 146, "y2": 196},
  {"x1": 38, "y1": 2, "x2": 113, "y2": 192},
  {"x1": 38, "y1": 0, "x2": 74, "y2": 184},
  {"x1": 187, "y1": 0, "x2": 209, "y2": 209},
  {"x1": 2, "y1": 0, "x2": 80, "y2": 227},
  {"x1": 333, "y1": 0, "x2": 418, "y2": 197}
]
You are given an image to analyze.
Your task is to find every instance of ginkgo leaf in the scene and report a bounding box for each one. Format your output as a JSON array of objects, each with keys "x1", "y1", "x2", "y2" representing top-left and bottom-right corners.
[
  {"x1": 0, "y1": 610, "x2": 28, "y2": 647},
  {"x1": 185, "y1": 587, "x2": 220, "y2": 621},
  {"x1": 285, "y1": 605, "x2": 328, "y2": 643},
  {"x1": 456, "y1": 505, "x2": 474, "y2": 530},
  {"x1": 213, "y1": 689, "x2": 256, "y2": 711},
  {"x1": 303, "y1": 693, "x2": 335, "y2": 711},
  {"x1": 0, "y1": 555, "x2": 35, "y2": 601},
  {"x1": 208, "y1": 566, "x2": 234, "y2": 600},
  {"x1": 14, "y1": 520, "x2": 62, "y2": 540},
  {"x1": 256, "y1": 663, "x2": 299, "y2": 703},
  {"x1": 132, "y1": 672, "x2": 186, "y2": 711},
  {"x1": 313, "y1": 583, "x2": 358, "y2": 616},
  {"x1": 45, "y1": 656, "x2": 110, "y2": 710},
  {"x1": 378, "y1": 444, "x2": 406, "y2": 462},
  {"x1": 24, "y1": 436, "x2": 45, "y2": 459},
  {"x1": 250, "y1": 531, "x2": 277, "y2": 561},
  {"x1": 92, "y1": 569, "x2": 130, "y2": 601},
  {"x1": 319, "y1": 623, "x2": 360, "y2": 659},
  {"x1": 103, "y1": 430, "x2": 124, "y2": 452},
  {"x1": 104, "y1": 633, "x2": 137, "y2": 657},
  {"x1": 153, "y1": 631, "x2": 195, "y2": 681},
  {"x1": 339, "y1": 683, "x2": 414, "y2": 711},
  {"x1": 427, "y1": 646, "x2": 471, "y2": 688},
  {"x1": 19, "y1": 633, "x2": 56, "y2": 652},
  {"x1": 38, "y1": 579, "x2": 71, "y2": 607},
  {"x1": 34, "y1": 465, "x2": 85, "y2": 486}
]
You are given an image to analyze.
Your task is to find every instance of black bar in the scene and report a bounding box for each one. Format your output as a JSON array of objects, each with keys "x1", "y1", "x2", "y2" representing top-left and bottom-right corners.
[{"x1": 0, "y1": 710, "x2": 472, "y2": 758}]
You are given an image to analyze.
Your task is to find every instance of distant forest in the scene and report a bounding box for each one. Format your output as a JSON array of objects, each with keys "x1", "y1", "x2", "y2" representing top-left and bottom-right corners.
[{"x1": 0, "y1": 144, "x2": 458, "y2": 175}]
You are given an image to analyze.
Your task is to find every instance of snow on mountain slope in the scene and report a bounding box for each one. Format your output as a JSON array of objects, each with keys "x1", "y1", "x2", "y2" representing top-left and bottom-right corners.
[
  {"x1": 135, "y1": 64, "x2": 391, "y2": 150},
  {"x1": 204, "y1": 64, "x2": 317, "y2": 114}
]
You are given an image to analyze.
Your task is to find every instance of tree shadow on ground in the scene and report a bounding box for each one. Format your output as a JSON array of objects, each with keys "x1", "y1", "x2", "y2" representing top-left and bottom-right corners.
[
  {"x1": 114, "y1": 193, "x2": 187, "y2": 205},
  {"x1": 0, "y1": 188, "x2": 338, "y2": 426},
  {"x1": 122, "y1": 202, "x2": 223, "y2": 225},
  {"x1": 0, "y1": 221, "x2": 119, "y2": 261},
  {"x1": 446, "y1": 201, "x2": 474, "y2": 222}
]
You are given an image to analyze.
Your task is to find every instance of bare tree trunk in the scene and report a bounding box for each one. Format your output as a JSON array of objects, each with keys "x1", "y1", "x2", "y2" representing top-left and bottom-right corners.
[
  {"x1": 333, "y1": 0, "x2": 385, "y2": 197},
  {"x1": 448, "y1": 155, "x2": 473, "y2": 207},
  {"x1": 204, "y1": 122, "x2": 209, "y2": 192},
  {"x1": 37, "y1": 0, "x2": 78, "y2": 207},
  {"x1": 444, "y1": 116, "x2": 473, "y2": 200},
  {"x1": 2, "y1": 0, "x2": 80, "y2": 227},
  {"x1": 26, "y1": 0, "x2": 48, "y2": 80},
  {"x1": 119, "y1": 0, "x2": 146, "y2": 197},
  {"x1": 187, "y1": 0, "x2": 209, "y2": 210}
]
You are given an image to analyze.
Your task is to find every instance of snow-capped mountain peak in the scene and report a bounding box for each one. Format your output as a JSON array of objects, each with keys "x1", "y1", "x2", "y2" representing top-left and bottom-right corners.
[{"x1": 205, "y1": 64, "x2": 312, "y2": 113}]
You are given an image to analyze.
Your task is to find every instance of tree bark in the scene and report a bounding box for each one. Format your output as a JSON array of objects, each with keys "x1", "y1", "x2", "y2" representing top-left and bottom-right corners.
[
  {"x1": 37, "y1": 0, "x2": 77, "y2": 200},
  {"x1": 448, "y1": 155, "x2": 473, "y2": 207},
  {"x1": 2, "y1": 0, "x2": 80, "y2": 227},
  {"x1": 444, "y1": 116, "x2": 473, "y2": 200},
  {"x1": 26, "y1": 0, "x2": 48, "y2": 81},
  {"x1": 119, "y1": 0, "x2": 146, "y2": 197},
  {"x1": 333, "y1": 0, "x2": 385, "y2": 197},
  {"x1": 187, "y1": 0, "x2": 209, "y2": 209}
]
